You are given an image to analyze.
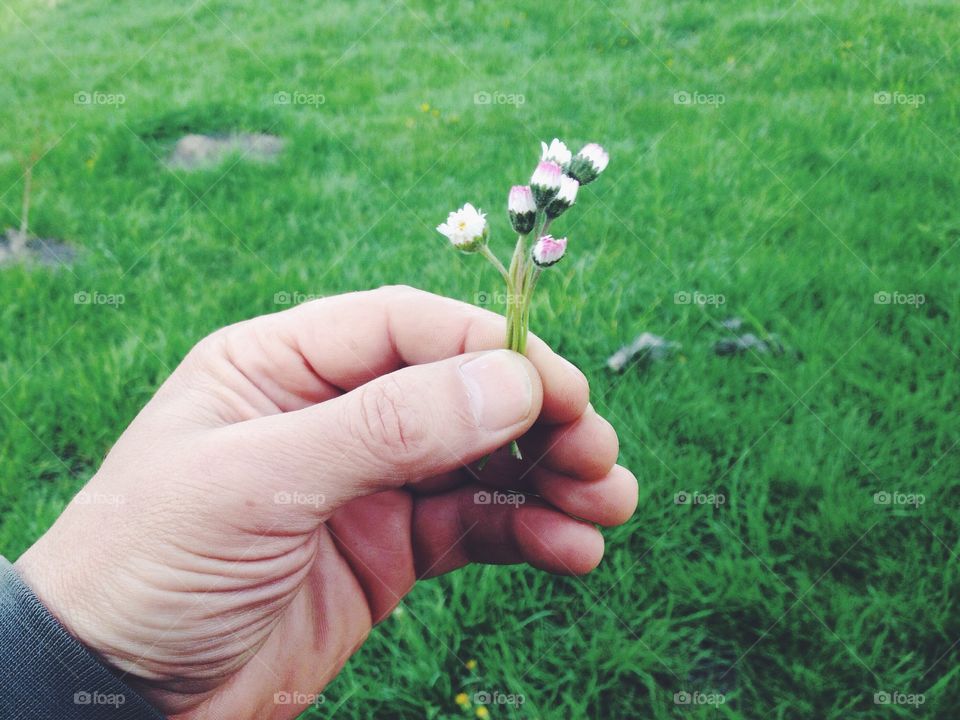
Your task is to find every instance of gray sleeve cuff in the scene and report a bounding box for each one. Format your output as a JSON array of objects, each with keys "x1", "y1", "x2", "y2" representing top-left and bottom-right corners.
[{"x1": 0, "y1": 556, "x2": 165, "y2": 719}]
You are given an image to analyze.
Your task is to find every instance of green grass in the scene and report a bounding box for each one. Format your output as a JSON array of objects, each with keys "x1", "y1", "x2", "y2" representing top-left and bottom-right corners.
[{"x1": 2, "y1": 0, "x2": 959, "y2": 717}]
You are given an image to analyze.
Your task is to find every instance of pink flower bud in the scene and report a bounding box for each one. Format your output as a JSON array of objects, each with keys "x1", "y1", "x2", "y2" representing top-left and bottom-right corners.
[
  {"x1": 531, "y1": 161, "x2": 562, "y2": 189},
  {"x1": 567, "y1": 143, "x2": 609, "y2": 185},
  {"x1": 580, "y1": 143, "x2": 609, "y2": 173},
  {"x1": 509, "y1": 185, "x2": 535, "y2": 214},
  {"x1": 545, "y1": 175, "x2": 579, "y2": 218},
  {"x1": 508, "y1": 185, "x2": 536, "y2": 234},
  {"x1": 530, "y1": 161, "x2": 563, "y2": 209},
  {"x1": 532, "y1": 234, "x2": 567, "y2": 267}
]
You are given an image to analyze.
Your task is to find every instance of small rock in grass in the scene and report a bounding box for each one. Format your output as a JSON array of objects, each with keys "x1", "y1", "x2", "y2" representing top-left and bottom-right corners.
[
  {"x1": 721, "y1": 316, "x2": 743, "y2": 332},
  {"x1": 714, "y1": 332, "x2": 784, "y2": 357},
  {"x1": 168, "y1": 133, "x2": 285, "y2": 170},
  {"x1": 0, "y1": 229, "x2": 76, "y2": 266},
  {"x1": 607, "y1": 332, "x2": 678, "y2": 372}
]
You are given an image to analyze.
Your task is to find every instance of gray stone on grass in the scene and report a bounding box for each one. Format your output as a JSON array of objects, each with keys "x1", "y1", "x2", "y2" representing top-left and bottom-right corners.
[
  {"x1": 721, "y1": 316, "x2": 743, "y2": 332},
  {"x1": 0, "y1": 229, "x2": 76, "y2": 266},
  {"x1": 714, "y1": 332, "x2": 784, "y2": 357},
  {"x1": 713, "y1": 316, "x2": 786, "y2": 357},
  {"x1": 168, "y1": 133, "x2": 285, "y2": 170},
  {"x1": 607, "y1": 332, "x2": 679, "y2": 372}
]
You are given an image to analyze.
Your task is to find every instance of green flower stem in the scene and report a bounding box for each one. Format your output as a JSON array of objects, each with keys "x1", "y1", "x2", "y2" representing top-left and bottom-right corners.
[
  {"x1": 505, "y1": 232, "x2": 527, "y2": 355},
  {"x1": 540, "y1": 216, "x2": 553, "y2": 238},
  {"x1": 480, "y1": 206, "x2": 554, "y2": 468},
  {"x1": 520, "y1": 265, "x2": 542, "y2": 342},
  {"x1": 503, "y1": 228, "x2": 538, "y2": 461},
  {"x1": 476, "y1": 189, "x2": 571, "y2": 469},
  {"x1": 479, "y1": 244, "x2": 510, "y2": 282},
  {"x1": 512, "y1": 214, "x2": 549, "y2": 354}
]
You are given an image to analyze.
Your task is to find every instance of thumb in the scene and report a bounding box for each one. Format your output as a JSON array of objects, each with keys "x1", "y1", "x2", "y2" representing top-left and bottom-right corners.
[{"x1": 230, "y1": 349, "x2": 542, "y2": 516}]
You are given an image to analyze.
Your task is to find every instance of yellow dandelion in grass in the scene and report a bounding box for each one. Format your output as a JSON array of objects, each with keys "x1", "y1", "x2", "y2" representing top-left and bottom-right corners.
[
  {"x1": 420, "y1": 102, "x2": 431, "y2": 113},
  {"x1": 466, "y1": 659, "x2": 478, "y2": 670},
  {"x1": 475, "y1": 707, "x2": 489, "y2": 718},
  {"x1": 455, "y1": 692, "x2": 470, "y2": 708}
]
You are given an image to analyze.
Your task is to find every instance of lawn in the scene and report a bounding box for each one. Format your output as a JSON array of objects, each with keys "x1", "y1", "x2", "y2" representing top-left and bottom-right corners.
[{"x1": 1, "y1": 0, "x2": 959, "y2": 717}]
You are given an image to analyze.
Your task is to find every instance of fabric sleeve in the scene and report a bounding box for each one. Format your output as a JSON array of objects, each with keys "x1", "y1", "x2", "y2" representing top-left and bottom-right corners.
[{"x1": 0, "y1": 556, "x2": 166, "y2": 719}]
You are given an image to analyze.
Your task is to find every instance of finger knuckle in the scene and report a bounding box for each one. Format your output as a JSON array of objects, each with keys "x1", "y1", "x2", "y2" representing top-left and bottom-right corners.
[
  {"x1": 190, "y1": 325, "x2": 229, "y2": 358},
  {"x1": 370, "y1": 284, "x2": 419, "y2": 304},
  {"x1": 354, "y1": 378, "x2": 426, "y2": 459},
  {"x1": 378, "y1": 284, "x2": 417, "y2": 296}
]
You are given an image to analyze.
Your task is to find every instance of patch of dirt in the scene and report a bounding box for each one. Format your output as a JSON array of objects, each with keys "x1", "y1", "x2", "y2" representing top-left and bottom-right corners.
[
  {"x1": 167, "y1": 133, "x2": 285, "y2": 170},
  {"x1": 0, "y1": 230, "x2": 76, "y2": 267}
]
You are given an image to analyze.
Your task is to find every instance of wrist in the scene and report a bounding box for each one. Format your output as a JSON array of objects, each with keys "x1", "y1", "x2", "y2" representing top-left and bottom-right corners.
[
  {"x1": 15, "y1": 538, "x2": 140, "y2": 680},
  {"x1": 0, "y1": 556, "x2": 166, "y2": 719}
]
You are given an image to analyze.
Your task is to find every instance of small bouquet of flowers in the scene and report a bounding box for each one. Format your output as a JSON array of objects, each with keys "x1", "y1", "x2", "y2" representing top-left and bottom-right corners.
[{"x1": 437, "y1": 138, "x2": 609, "y2": 459}]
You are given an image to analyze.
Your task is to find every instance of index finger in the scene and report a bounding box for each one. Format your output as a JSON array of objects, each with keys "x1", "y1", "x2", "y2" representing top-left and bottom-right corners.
[{"x1": 214, "y1": 285, "x2": 590, "y2": 425}]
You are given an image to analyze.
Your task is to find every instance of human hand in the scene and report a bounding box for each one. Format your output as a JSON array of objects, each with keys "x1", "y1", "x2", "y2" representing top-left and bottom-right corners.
[{"x1": 15, "y1": 286, "x2": 637, "y2": 719}]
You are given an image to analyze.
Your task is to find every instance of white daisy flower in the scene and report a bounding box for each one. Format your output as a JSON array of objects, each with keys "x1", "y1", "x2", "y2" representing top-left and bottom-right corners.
[
  {"x1": 437, "y1": 203, "x2": 488, "y2": 252},
  {"x1": 540, "y1": 138, "x2": 572, "y2": 167}
]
